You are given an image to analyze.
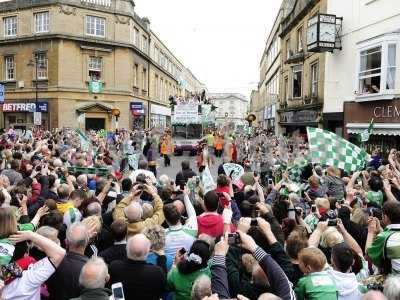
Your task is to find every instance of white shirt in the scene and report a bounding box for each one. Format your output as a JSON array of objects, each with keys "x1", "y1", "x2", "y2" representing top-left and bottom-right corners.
[
  {"x1": 2, "y1": 257, "x2": 56, "y2": 300},
  {"x1": 129, "y1": 169, "x2": 157, "y2": 184}
]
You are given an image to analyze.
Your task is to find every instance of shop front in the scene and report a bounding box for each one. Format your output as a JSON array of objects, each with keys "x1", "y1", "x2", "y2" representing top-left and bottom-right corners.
[
  {"x1": 130, "y1": 102, "x2": 145, "y2": 130},
  {"x1": 344, "y1": 100, "x2": 400, "y2": 154},
  {"x1": 264, "y1": 104, "x2": 276, "y2": 133},
  {"x1": 150, "y1": 104, "x2": 171, "y2": 129},
  {"x1": 2, "y1": 101, "x2": 49, "y2": 130},
  {"x1": 278, "y1": 107, "x2": 322, "y2": 136}
]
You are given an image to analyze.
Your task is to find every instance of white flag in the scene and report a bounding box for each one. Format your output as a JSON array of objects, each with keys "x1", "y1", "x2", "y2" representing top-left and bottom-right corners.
[
  {"x1": 223, "y1": 163, "x2": 244, "y2": 183},
  {"x1": 201, "y1": 166, "x2": 216, "y2": 193}
]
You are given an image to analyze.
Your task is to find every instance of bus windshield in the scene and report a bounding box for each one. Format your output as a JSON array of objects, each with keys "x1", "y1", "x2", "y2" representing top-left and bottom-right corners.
[{"x1": 172, "y1": 124, "x2": 202, "y2": 139}]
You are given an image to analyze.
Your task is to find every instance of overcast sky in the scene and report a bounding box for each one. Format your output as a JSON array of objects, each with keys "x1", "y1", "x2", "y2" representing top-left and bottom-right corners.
[{"x1": 134, "y1": 0, "x2": 282, "y2": 99}]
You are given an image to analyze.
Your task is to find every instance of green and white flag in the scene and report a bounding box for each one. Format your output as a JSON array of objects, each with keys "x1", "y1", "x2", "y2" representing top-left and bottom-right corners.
[
  {"x1": 307, "y1": 127, "x2": 370, "y2": 173},
  {"x1": 76, "y1": 129, "x2": 90, "y2": 152},
  {"x1": 127, "y1": 153, "x2": 139, "y2": 170},
  {"x1": 359, "y1": 119, "x2": 374, "y2": 142},
  {"x1": 287, "y1": 156, "x2": 309, "y2": 182}
]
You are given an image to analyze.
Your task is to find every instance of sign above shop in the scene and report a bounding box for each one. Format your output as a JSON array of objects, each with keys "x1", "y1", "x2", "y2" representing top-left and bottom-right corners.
[
  {"x1": 130, "y1": 102, "x2": 145, "y2": 115},
  {"x1": 151, "y1": 104, "x2": 171, "y2": 116},
  {"x1": 344, "y1": 101, "x2": 400, "y2": 124},
  {"x1": 2, "y1": 102, "x2": 48, "y2": 112},
  {"x1": 281, "y1": 110, "x2": 318, "y2": 123}
]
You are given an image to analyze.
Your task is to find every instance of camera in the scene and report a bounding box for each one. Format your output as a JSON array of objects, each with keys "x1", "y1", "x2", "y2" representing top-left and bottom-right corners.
[
  {"x1": 328, "y1": 219, "x2": 338, "y2": 226},
  {"x1": 311, "y1": 204, "x2": 317, "y2": 213},
  {"x1": 227, "y1": 232, "x2": 241, "y2": 245},
  {"x1": 295, "y1": 207, "x2": 303, "y2": 216},
  {"x1": 250, "y1": 218, "x2": 258, "y2": 226}
]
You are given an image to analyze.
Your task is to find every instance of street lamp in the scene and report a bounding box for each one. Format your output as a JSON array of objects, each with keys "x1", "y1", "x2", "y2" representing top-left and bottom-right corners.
[
  {"x1": 27, "y1": 57, "x2": 38, "y2": 106},
  {"x1": 112, "y1": 108, "x2": 121, "y2": 129},
  {"x1": 27, "y1": 57, "x2": 40, "y2": 128}
]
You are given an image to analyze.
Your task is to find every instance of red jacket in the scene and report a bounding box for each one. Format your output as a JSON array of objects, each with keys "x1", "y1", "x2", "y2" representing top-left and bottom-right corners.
[{"x1": 29, "y1": 182, "x2": 41, "y2": 204}]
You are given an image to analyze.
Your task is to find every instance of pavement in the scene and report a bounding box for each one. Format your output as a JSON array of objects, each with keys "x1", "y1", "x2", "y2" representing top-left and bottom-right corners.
[{"x1": 155, "y1": 153, "x2": 222, "y2": 181}]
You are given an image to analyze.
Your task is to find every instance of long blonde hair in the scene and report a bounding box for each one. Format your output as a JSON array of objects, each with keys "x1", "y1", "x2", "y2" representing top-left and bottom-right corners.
[{"x1": 0, "y1": 207, "x2": 17, "y2": 239}]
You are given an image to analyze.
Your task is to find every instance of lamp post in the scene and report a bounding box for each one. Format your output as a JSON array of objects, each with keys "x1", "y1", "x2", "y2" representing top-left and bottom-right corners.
[
  {"x1": 27, "y1": 57, "x2": 39, "y2": 128},
  {"x1": 112, "y1": 108, "x2": 121, "y2": 130},
  {"x1": 27, "y1": 57, "x2": 38, "y2": 105}
]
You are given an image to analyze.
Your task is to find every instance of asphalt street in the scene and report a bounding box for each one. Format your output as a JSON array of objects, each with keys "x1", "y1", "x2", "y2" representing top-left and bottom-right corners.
[{"x1": 155, "y1": 153, "x2": 222, "y2": 181}]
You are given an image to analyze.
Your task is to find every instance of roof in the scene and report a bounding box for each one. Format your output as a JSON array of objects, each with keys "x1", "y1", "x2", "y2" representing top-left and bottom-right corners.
[{"x1": 208, "y1": 93, "x2": 248, "y2": 102}]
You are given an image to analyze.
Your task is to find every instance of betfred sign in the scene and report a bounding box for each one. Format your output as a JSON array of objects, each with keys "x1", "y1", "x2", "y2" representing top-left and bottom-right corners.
[{"x1": 2, "y1": 102, "x2": 48, "y2": 112}]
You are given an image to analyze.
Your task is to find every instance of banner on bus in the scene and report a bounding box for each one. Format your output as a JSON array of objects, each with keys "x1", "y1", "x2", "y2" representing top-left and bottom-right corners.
[{"x1": 172, "y1": 104, "x2": 199, "y2": 124}]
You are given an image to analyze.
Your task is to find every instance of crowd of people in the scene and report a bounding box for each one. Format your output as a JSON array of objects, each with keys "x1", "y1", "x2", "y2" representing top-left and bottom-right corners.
[{"x1": 0, "y1": 126, "x2": 399, "y2": 300}]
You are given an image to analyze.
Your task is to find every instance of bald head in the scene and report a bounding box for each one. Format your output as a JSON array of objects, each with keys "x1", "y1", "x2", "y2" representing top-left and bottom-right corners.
[
  {"x1": 124, "y1": 202, "x2": 143, "y2": 223},
  {"x1": 77, "y1": 174, "x2": 88, "y2": 187},
  {"x1": 258, "y1": 293, "x2": 282, "y2": 300},
  {"x1": 66, "y1": 222, "x2": 89, "y2": 250},
  {"x1": 142, "y1": 202, "x2": 154, "y2": 219},
  {"x1": 362, "y1": 291, "x2": 387, "y2": 300},
  {"x1": 173, "y1": 200, "x2": 185, "y2": 215},
  {"x1": 79, "y1": 257, "x2": 109, "y2": 289},
  {"x1": 126, "y1": 234, "x2": 150, "y2": 260},
  {"x1": 86, "y1": 202, "x2": 102, "y2": 216}
]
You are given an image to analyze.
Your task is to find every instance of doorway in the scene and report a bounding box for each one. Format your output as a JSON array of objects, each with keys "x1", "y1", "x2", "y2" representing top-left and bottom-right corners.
[{"x1": 85, "y1": 118, "x2": 105, "y2": 131}]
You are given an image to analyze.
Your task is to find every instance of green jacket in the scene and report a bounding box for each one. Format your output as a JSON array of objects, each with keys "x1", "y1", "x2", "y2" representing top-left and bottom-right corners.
[
  {"x1": 294, "y1": 271, "x2": 338, "y2": 300},
  {"x1": 167, "y1": 266, "x2": 211, "y2": 300},
  {"x1": 367, "y1": 224, "x2": 400, "y2": 274}
]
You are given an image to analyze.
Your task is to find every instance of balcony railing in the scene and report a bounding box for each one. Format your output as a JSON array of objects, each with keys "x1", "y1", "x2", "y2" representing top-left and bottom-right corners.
[{"x1": 81, "y1": 0, "x2": 111, "y2": 7}]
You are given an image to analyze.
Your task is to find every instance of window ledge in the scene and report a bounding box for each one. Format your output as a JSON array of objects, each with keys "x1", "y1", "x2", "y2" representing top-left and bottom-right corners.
[
  {"x1": 32, "y1": 79, "x2": 48, "y2": 82},
  {"x1": 85, "y1": 80, "x2": 105, "y2": 84},
  {"x1": 355, "y1": 93, "x2": 397, "y2": 102}
]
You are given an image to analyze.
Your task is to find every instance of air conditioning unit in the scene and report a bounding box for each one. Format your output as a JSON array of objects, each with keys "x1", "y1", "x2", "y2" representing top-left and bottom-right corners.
[{"x1": 17, "y1": 81, "x2": 24, "y2": 88}]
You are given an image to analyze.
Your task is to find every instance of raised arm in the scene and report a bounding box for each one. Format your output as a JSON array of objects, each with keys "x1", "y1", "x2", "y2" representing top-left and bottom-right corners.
[
  {"x1": 336, "y1": 219, "x2": 363, "y2": 256},
  {"x1": 183, "y1": 189, "x2": 197, "y2": 233},
  {"x1": 237, "y1": 231, "x2": 296, "y2": 300},
  {"x1": 9, "y1": 231, "x2": 65, "y2": 267}
]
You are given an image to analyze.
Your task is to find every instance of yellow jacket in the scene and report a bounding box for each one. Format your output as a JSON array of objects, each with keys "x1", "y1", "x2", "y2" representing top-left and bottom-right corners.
[
  {"x1": 112, "y1": 194, "x2": 165, "y2": 236},
  {"x1": 56, "y1": 201, "x2": 75, "y2": 215}
]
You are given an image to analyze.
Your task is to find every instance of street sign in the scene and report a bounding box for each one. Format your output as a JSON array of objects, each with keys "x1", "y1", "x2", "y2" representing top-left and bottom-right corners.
[
  {"x1": 33, "y1": 112, "x2": 42, "y2": 125},
  {"x1": 0, "y1": 84, "x2": 4, "y2": 103}
]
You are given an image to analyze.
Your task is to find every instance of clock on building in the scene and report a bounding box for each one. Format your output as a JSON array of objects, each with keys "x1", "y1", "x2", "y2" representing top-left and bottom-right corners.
[{"x1": 307, "y1": 13, "x2": 340, "y2": 52}]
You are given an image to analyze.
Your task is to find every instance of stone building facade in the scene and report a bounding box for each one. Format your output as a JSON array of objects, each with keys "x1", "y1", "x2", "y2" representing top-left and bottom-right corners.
[
  {"x1": 278, "y1": 0, "x2": 326, "y2": 135},
  {"x1": 0, "y1": 0, "x2": 204, "y2": 131}
]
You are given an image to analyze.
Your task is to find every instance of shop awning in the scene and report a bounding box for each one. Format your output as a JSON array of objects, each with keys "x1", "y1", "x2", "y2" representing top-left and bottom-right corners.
[{"x1": 346, "y1": 123, "x2": 400, "y2": 136}]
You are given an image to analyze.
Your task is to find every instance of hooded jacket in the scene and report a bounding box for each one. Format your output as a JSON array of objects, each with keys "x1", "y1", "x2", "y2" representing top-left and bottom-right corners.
[
  {"x1": 327, "y1": 269, "x2": 362, "y2": 300},
  {"x1": 196, "y1": 213, "x2": 235, "y2": 237}
]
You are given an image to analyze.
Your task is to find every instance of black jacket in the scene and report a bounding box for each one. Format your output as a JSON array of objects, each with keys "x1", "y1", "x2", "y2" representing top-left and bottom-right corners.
[
  {"x1": 109, "y1": 259, "x2": 166, "y2": 300},
  {"x1": 175, "y1": 169, "x2": 197, "y2": 186},
  {"x1": 69, "y1": 288, "x2": 112, "y2": 300},
  {"x1": 47, "y1": 251, "x2": 89, "y2": 300},
  {"x1": 98, "y1": 243, "x2": 127, "y2": 264}
]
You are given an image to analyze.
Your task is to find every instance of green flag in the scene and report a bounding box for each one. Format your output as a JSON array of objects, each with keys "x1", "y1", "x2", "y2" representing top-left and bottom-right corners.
[
  {"x1": 307, "y1": 127, "x2": 370, "y2": 173},
  {"x1": 89, "y1": 81, "x2": 103, "y2": 93},
  {"x1": 359, "y1": 119, "x2": 374, "y2": 142}
]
